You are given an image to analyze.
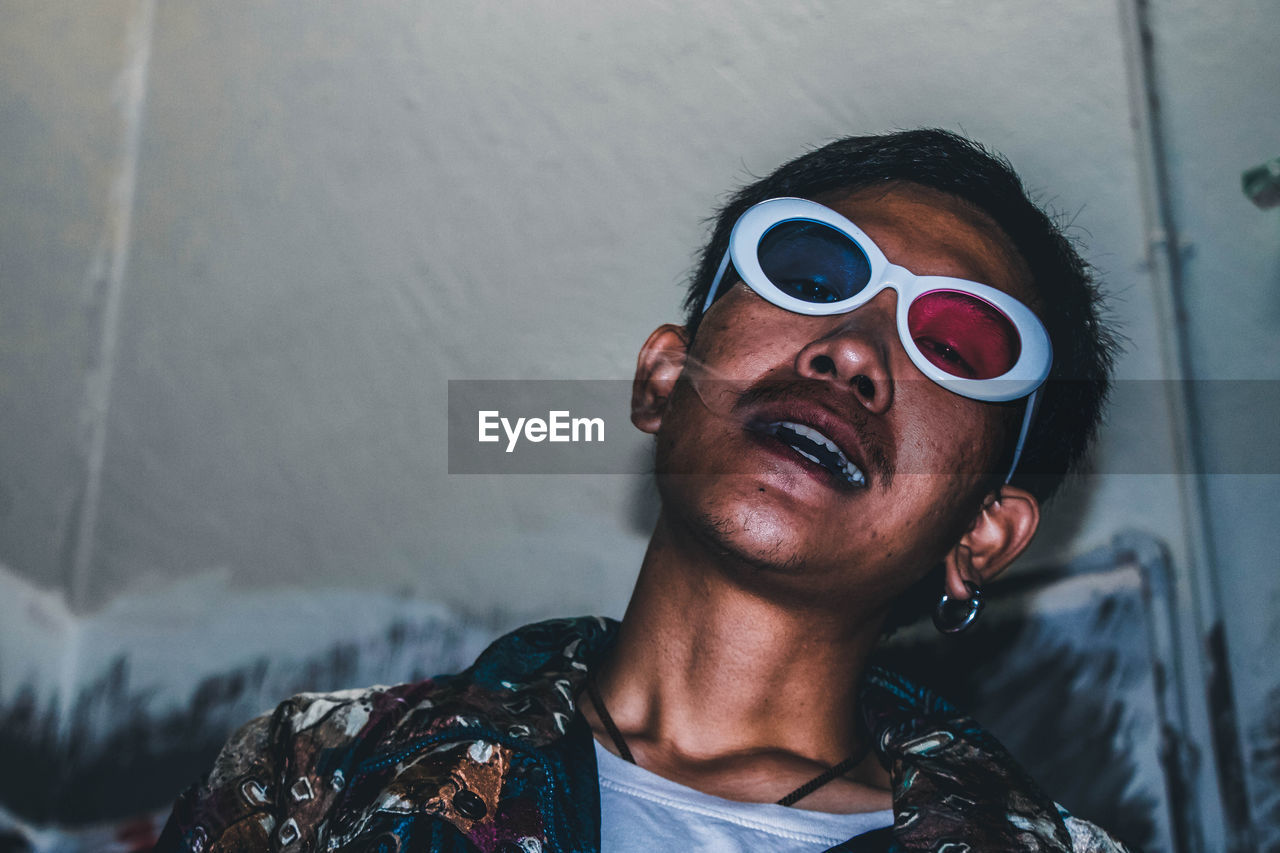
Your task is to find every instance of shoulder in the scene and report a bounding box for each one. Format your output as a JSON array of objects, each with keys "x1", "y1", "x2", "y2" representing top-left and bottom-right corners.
[
  {"x1": 156, "y1": 681, "x2": 439, "y2": 851},
  {"x1": 156, "y1": 617, "x2": 617, "y2": 852},
  {"x1": 1059, "y1": 807, "x2": 1142, "y2": 853},
  {"x1": 861, "y1": 665, "x2": 1138, "y2": 853}
]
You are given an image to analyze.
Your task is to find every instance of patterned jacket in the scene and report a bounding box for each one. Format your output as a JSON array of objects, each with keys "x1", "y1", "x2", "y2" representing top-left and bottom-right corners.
[{"x1": 155, "y1": 617, "x2": 1136, "y2": 853}]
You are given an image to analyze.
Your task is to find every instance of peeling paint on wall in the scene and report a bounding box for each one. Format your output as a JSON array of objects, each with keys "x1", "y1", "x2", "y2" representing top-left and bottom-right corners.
[
  {"x1": 1250, "y1": 684, "x2": 1280, "y2": 853},
  {"x1": 0, "y1": 563, "x2": 512, "y2": 824}
]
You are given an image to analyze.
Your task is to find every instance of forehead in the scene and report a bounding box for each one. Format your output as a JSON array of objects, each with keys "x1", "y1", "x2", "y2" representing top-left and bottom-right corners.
[{"x1": 814, "y1": 183, "x2": 1037, "y2": 307}]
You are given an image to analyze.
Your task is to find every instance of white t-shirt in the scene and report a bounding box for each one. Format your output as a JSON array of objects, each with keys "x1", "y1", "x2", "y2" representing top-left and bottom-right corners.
[{"x1": 595, "y1": 740, "x2": 894, "y2": 852}]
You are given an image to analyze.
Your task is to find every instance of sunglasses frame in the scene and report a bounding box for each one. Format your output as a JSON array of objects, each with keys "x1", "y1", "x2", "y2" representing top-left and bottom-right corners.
[{"x1": 701, "y1": 197, "x2": 1052, "y2": 481}]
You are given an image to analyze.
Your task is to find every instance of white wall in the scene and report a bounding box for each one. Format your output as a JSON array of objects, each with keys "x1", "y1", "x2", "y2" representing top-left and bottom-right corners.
[{"x1": 4, "y1": 0, "x2": 1184, "y2": 613}]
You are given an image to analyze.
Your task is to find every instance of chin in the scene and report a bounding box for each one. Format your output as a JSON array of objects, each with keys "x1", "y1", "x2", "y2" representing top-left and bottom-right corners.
[{"x1": 694, "y1": 497, "x2": 824, "y2": 577}]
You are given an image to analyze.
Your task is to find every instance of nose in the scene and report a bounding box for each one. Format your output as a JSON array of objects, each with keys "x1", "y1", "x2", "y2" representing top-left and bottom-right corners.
[{"x1": 794, "y1": 290, "x2": 895, "y2": 414}]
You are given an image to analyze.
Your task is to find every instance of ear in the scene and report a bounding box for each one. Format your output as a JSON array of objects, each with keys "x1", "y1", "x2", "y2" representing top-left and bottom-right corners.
[
  {"x1": 631, "y1": 324, "x2": 690, "y2": 435},
  {"x1": 943, "y1": 485, "x2": 1040, "y2": 600}
]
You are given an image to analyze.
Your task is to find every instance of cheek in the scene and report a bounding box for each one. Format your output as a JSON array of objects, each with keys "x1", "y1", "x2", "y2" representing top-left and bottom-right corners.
[
  {"x1": 897, "y1": 390, "x2": 1005, "y2": 481},
  {"x1": 694, "y1": 290, "x2": 812, "y2": 372},
  {"x1": 653, "y1": 377, "x2": 710, "y2": 465}
]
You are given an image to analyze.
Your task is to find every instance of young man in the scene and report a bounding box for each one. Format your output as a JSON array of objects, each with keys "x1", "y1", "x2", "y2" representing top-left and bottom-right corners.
[{"x1": 156, "y1": 130, "x2": 1131, "y2": 852}]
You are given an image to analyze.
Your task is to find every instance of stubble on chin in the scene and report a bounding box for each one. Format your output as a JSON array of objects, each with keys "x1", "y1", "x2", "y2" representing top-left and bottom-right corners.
[{"x1": 662, "y1": 489, "x2": 813, "y2": 578}]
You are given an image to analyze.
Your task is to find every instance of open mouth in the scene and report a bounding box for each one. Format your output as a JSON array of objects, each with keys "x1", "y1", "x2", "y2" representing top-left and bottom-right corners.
[{"x1": 753, "y1": 420, "x2": 867, "y2": 488}]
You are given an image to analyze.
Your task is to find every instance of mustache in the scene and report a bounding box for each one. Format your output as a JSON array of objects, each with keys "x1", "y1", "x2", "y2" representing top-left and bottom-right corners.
[{"x1": 728, "y1": 379, "x2": 895, "y2": 486}]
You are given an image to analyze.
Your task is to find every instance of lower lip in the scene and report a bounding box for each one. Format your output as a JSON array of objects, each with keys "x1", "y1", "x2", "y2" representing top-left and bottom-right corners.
[{"x1": 743, "y1": 428, "x2": 864, "y2": 493}]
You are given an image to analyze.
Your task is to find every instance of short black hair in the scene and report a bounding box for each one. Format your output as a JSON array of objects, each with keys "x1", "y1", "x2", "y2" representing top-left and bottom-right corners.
[{"x1": 683, "y1": 129, "x2": 1119, "y2": 506}]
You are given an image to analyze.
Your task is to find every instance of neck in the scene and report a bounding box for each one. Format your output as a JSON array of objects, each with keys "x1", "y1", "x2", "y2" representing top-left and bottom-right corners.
[{"x1": 596, "y1": 509, "x2": 886, "y2": 767}]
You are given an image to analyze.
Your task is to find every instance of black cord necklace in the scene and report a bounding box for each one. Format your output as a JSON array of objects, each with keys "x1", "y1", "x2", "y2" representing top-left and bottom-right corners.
[{"x1": 584, "y1": 677, "x2": 871, "y2": 808}]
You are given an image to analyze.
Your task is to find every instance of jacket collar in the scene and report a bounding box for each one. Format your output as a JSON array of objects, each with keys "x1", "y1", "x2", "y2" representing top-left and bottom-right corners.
[{"x1": 427, "y1": 616, "x2": 1074, "y2": 851}]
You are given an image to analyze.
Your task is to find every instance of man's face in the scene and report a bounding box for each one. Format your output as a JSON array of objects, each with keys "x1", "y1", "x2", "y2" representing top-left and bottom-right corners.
[{"x1": 644, "y1": 183, "x2": 1040, "y2": 610}]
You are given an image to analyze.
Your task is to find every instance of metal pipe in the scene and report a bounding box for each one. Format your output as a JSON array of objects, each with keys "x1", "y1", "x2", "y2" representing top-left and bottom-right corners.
[{"x1": 1116, "y1": 0, "x2": 1255, "y2": 848}]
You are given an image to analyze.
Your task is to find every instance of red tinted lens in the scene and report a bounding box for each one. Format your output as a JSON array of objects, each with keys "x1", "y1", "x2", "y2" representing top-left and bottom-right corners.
[{"x1": 907, "y1": 290, "x2": 1021, "y2": 380}]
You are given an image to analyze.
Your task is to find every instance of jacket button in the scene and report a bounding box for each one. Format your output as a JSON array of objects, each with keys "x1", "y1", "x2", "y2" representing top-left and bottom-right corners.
[{"x1": 452, "y1": 788, "x2": 487, "y2": 821}]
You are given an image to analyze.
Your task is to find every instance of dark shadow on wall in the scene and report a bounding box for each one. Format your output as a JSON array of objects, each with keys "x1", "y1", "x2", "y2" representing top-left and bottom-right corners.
[
  {"x1": 876, "y1": 585, "x2": 1159, "y2": 851},
  {"x1": 0, "y1": 618, "x2": 488, "y2": 825},
  {"x1": 1252, "y1": 683, "x2": 1280, "y2": 853}
]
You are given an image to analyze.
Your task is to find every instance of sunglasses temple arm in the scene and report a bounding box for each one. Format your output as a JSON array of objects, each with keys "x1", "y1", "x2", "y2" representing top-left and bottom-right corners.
[
  {"x1": 1004, "y1": 388, "x2": 1040, "y2": 484},
  {"x1": 701, "y1": 250, "x2": 734, "y2": 315}
]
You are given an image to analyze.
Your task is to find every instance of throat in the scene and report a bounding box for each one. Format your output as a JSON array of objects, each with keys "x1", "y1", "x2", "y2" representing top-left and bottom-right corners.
[{"x1": 595, "y1": 513, "x2": 890, "y2": 794}]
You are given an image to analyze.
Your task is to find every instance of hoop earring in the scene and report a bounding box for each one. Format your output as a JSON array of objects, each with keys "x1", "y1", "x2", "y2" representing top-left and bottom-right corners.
[{"x1": 932, "y1": 580, "x2": 983, "y2": 634}]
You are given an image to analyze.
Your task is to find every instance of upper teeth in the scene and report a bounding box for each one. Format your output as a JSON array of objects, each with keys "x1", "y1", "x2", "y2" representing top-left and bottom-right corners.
[{"x1": 765, "y1": 420, "x2": 867, "y2": 486}]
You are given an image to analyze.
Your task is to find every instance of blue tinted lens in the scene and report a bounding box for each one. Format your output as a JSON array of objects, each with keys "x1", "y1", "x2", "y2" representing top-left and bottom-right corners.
[{"x1": 756, "y1": 220, "x2": 872, "y2": 303}]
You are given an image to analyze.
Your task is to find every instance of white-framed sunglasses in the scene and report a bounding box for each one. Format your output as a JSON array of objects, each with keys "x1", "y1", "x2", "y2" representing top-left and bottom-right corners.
[{"x1": 701, "y1": 197, "x2": 1052, "y2": 481}]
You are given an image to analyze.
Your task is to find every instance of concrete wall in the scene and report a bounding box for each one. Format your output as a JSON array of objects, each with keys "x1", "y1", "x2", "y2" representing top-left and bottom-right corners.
[
  {"x1": 1, "y1": 0, "x2": 1276, "y2": 847},
  {"x1": 3, "y1": 0, "x2": 1185, "y2": 619},
  {"x1": 1149, "y1": 0, "x2": 1280, "y2": 843}
]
